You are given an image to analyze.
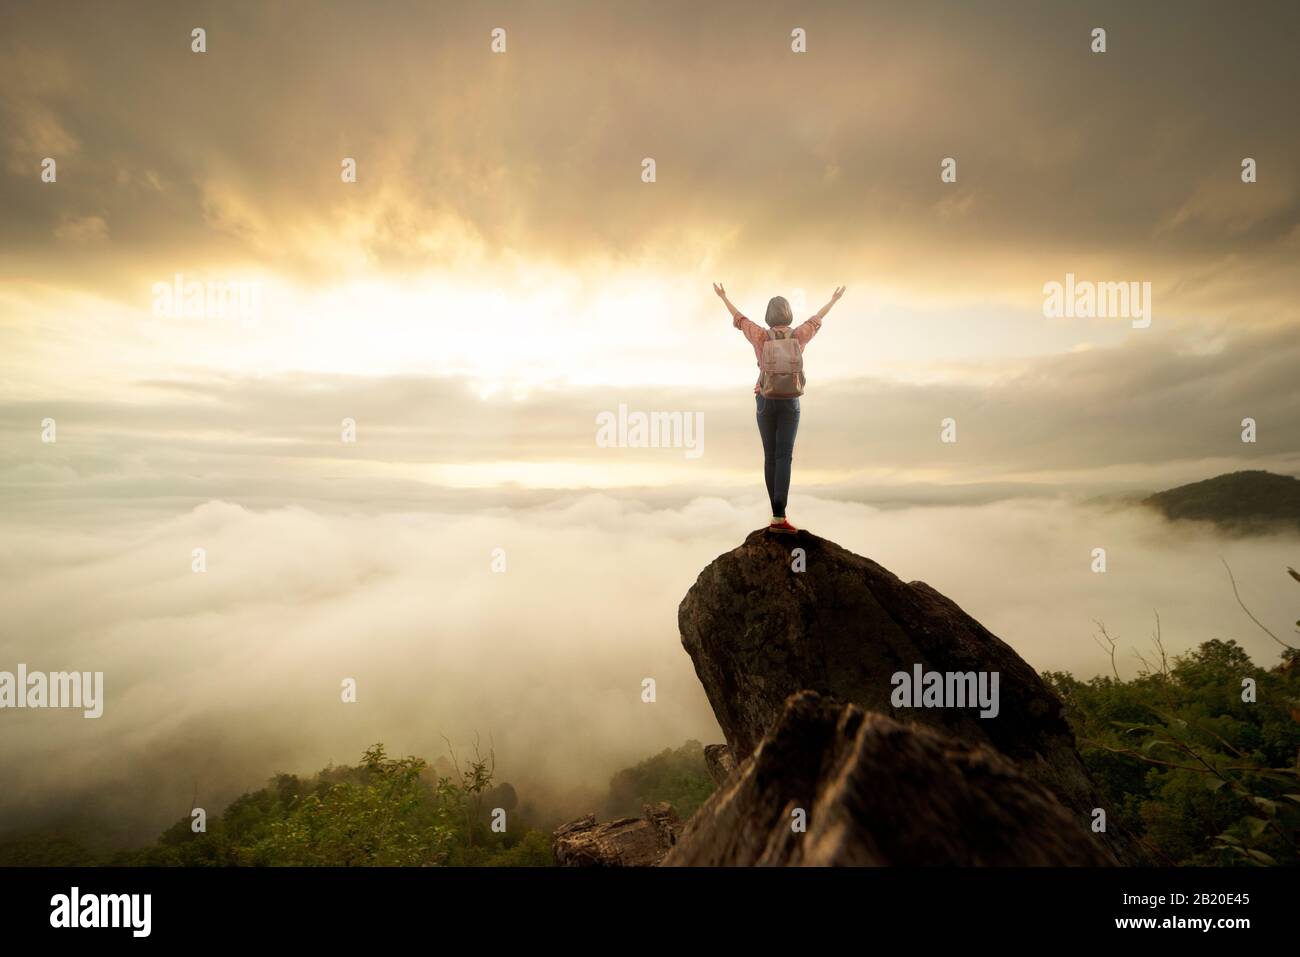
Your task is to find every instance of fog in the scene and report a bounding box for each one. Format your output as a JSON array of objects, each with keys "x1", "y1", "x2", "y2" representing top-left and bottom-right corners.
[{"x1": 1, "y1": 489, "x2": 1294, "y2": 845}]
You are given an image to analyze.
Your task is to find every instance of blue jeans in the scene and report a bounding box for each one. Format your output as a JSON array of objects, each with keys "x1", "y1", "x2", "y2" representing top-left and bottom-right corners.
[{"x1": 755, "y1": 395, "x2": 800, "y2": 518}]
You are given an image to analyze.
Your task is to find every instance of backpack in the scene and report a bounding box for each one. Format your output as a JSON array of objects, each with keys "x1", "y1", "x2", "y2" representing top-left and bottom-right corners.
[{"x1": 758, "y1": 327, "x2": 805, "y2": 398}]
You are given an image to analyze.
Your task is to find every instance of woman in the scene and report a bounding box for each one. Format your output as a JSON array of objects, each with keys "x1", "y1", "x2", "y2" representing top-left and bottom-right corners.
[{"x1": 714, "y1": 283, "x2": 845, "y2": 533}]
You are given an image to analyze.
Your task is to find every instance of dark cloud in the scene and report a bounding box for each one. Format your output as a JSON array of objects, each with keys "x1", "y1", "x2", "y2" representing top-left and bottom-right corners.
[{"x1": 2, "y1": 0, "x2": 1297, "y2": 308}]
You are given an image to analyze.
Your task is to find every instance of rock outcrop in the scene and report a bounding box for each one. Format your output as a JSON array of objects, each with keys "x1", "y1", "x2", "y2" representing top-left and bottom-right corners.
[
  {"x1": 677, "y1": 528, "x2": 1143, "y2": 864},
  {"x1": 553, "y1": 802, "x2": 681, "y2": 866},
  {"x1": 703, "y1": 744, "x2": 736, "y2": 786},
  {"x1": 664, "y1": 691, "x2": 1115, "y2": 866}
]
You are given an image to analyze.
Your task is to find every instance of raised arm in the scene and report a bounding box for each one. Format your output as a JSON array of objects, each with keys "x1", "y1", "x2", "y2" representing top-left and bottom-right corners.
[
  {"x1": 716, "y1": 282, "x2": 768, "y2": 347},
  {"x1": 713, "y1": 282, "x2": 743, "y2": 320},
  {"x1": 811, "y1": 285, "x2": 846, "y2": 322},
  {"x1": 790, "y1": 286, "x2": 845, "y2": 348}
]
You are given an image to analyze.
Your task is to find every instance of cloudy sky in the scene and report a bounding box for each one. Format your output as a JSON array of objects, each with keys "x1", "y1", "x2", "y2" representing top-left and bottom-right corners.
[
  {"x1": 2, "y1": 0, "x2": 1298, "y2": 481},
  {"x1": 1, "y1": 1, "x2": 1298, "y2": 843}
]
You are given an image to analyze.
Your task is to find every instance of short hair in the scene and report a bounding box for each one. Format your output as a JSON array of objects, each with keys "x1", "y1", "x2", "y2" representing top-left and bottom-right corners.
[{"x1": 765, "y1": 296, "x2": 793, "y2": 327}]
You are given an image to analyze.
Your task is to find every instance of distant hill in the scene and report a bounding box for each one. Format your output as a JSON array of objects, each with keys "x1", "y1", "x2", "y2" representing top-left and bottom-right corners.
[{"x1": 1143, "y1": 470, "x2": 1300, "y2": 532}]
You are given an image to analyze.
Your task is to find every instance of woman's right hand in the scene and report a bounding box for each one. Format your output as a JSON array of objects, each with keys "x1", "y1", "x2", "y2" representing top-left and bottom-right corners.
[{"x1": 713, "y1": 282, "x2": 727, "y2": 299}]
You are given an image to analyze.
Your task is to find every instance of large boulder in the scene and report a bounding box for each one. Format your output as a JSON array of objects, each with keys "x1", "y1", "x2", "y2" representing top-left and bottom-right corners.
[
  {"x1": 553, "y1": 802, "x2": 681, "y2": 866},
  {"x1": 664, "y1": 691, "x2": 1115, "y2": 866},
  {"x1": 677, "y1": 528, "x2": 1144, "y2": 864}
]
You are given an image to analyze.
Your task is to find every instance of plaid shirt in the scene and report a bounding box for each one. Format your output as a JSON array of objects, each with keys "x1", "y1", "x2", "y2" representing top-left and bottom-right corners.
[{"x1": 734, "y1": 313, "x2": 822, "y2": 393}]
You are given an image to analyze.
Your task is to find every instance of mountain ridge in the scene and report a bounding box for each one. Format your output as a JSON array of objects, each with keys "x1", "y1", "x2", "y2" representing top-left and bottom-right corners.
[{"x1": 1143, "y1": 470, "x2": 1300, "y2": 532}]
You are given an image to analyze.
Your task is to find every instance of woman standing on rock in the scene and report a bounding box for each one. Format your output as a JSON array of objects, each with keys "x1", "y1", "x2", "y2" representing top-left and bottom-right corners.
[{"x1": 714, "y1": 283, "x2": 845, "y2": 533}]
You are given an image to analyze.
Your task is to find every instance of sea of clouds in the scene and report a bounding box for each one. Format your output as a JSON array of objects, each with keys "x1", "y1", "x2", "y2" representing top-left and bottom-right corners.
[{"x1": 0, "y1": 490, "x2": 1296, "y2": 845}]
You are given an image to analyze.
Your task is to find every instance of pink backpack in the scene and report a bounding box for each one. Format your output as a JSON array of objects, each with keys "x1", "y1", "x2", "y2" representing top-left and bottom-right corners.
[{"x1": 759, "y1": 327, "x2": 805, "y2": 398}]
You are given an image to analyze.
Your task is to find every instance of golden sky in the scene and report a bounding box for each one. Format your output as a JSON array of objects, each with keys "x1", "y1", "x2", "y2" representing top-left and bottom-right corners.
[{"x1": 1, "y1": 0, "x2": 1298, "y2": 493}]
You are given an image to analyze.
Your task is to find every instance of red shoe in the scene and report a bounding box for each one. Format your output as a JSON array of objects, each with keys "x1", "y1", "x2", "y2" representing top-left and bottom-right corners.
[{"x1": 769, "y1": 519, "x2": 798, "y2": 534}]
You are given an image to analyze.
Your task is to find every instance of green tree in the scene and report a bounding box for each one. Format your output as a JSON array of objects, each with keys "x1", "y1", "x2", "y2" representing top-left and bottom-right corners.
[
  {"x1": 1046, "y1": 639, "x2": 1300, "y2": 866},
  {"x1": 603, "y1": 740, "x2": 715, "y2": 820}
]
